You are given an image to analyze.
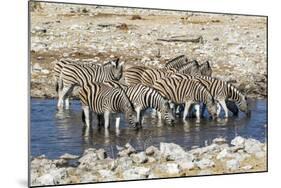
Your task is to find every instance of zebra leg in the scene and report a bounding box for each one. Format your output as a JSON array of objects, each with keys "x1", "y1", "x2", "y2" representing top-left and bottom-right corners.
[
  {"x1": 57, "y1": 85, "x2": 71, "y2": 110},
  {"x1": 104, "y1": 111, "x2": 110, "y2": 129},
  {"x1": 183, "y1": 101, "x2": 192, "y2": 121},
  {"x1": 217, "y1": 103, "x2": 221, "y2": 117},
  {"x1": 194, "y1": 104, "x2": 201, "y2": 119},
  {"x1": 65, "y1": 97, "x2": 70, "y2": 110},
  {"x1": 82, "y1": 106, "x2": 92, "y2": 127},
  {"x1": 219, "y1": 100, "x2": 229, "y2": 118},
  {"x1": 135, "y1": 107, "x2": 141, "y2": 125}
]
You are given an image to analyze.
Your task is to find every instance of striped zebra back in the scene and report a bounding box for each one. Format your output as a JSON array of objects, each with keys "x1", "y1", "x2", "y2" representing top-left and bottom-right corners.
[
  {"x1": 165, "y1": 55, "x2": 188, "y2": 70},
  {"x1": 124, "y1": 66, "x2": 148, "y2": 86},
  {"x1": 153, "y1": 77, "x2": 213, "y2": 105},
  {"x1": 139, "y1": 68, "x2": 177, "y2": 86}
]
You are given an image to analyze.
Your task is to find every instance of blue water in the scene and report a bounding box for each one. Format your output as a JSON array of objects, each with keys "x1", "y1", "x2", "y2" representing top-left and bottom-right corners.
[{"x1": 30, "y1": 99, "x2": 267, "y2": 159}]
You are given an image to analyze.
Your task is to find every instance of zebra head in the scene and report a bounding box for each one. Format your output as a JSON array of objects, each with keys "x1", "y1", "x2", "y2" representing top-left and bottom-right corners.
[
  {"x1": 160, "y1": 100, "x2": 175, "y2": 125},
  {"x1": 206, "y1": 98, "x2": 218, "y2": 119},
  {"x1": 238, "y1": 95, "x2": 251, "y2": 117},
  {"x1": 124, "y1": 100, "x2": 139, "y2": 128},
  {"x1": 110, "y1": 58, "x2": 124, "y2": 81},
  {"x1": 199, "y1": 61, "x2": 212, "y2": 77}
]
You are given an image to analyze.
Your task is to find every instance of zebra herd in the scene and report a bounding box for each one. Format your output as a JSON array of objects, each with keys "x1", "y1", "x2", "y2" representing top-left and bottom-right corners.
[{"x1": 53, "y1": 55, "x2": 250, "y2": 130}]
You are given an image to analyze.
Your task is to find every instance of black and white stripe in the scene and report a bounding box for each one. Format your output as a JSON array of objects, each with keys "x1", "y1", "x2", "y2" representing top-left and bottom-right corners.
[
  {"x1": 57, "y1": 58, "x2": 123, "y2": 109},
  {"x1": 164, "y1": 55, "x2": 188, "y2": 70},
  {"x1": 79, "y1": 82, "x2": 138, "y2": 128},
  {"x1": 124, "y1": 66, "x2": 177, "y2": 87},
  {"x1": 171, "y1": 73, "x2": 249, "y2": 117},
  {"x1": 153, "y1": 77, "x2": 218, "y2": 120},
  {"x1": 103, "y1": 81, "x2": 174, "y2": 125}
]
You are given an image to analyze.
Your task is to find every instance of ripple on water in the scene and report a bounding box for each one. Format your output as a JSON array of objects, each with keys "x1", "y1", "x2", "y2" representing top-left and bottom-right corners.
[{"x1": 30, "y1": 99, "x2": 267, "y2": 159}]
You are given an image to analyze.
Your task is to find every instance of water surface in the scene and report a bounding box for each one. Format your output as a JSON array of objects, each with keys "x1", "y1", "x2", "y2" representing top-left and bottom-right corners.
[{"x1": 30, "y1": 99, "x2": 267, "y2": 159}]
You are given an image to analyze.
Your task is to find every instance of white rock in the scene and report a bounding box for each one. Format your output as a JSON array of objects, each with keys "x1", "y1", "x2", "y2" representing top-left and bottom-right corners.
[
  {"x1": 131, "y1": 152, "x2": 148, "y2": 164},
  {"x1": 226, "y1": 159, "x2": 240, "y2": 171},
  {"x1": 145, "y1": 146, "x2": 159, "y2": 156},
  {"x1": 134, "y1": 166, "x2": 151, "y2": 176},
  {"x1": 37, "y1": 174, "x2": 55, "y2": 185},
  {"x1": 122, "y1": 169, "x2": 146, "y2": 180},
  {"x1": 231, "y1": 136, "x2": 245, "y2": 148},
  {"x1": 41, "y1": 69, "x2": 50, "y2": 74},
  {"x1": 33, "y1": 63, "x2": 42, "y2": 71},
  {"x1": 244, "y1": 139, "x2": 263, "y2": 154},
  {"x1": 59, "y1": 153, "x2": 79, "y2": 160},
  {"x1": 196, "y1": 159, "x2": 215, "y2": 169},
  {"x1": 242, "y1": 165, "x2": 253, "y2": 170},
  {"x1": 178, "y1": 160, "x2": 195, "y2": 170},
  {"x1": 213, "y1": 137, "x2": 227, "y2": 145},
  {"x1": 160, "y1": 142, "x2": 193, "y2": 161},
  {"x1": 216, "y1": 148, "x2": 230, "y2": 160}
]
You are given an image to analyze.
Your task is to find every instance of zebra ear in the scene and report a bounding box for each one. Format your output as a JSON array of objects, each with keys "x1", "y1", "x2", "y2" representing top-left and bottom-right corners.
[{"x1": 206, "y1": 61, "x2": 211, "y2": 68}]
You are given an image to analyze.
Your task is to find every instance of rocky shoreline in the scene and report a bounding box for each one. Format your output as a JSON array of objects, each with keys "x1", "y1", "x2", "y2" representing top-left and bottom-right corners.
[{"x1": 30, "y1": 136, "x2": 267, "y2": 186}]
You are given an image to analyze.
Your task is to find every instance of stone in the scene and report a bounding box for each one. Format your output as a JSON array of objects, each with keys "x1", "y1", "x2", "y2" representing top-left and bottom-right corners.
[
  {"x1": 122, "y1": 169, "x2": 147, "y2": 180},
  {"x1": 116, "y1": 157, "x2": 133, "y2": 171},
  {"x1": 147, "y1": 156, "x2": 157, "y2": 163},
  {"x1": 231, "y1": 136, "x2": 245, "y2": 148},
  {"x1": 96, "y1": 149, "x2": 107, "y2": 160},
  {"x1": 216, "y1": 148, "x2": 230, "y2": 160},
  {"x1": 196, "y1": 159, "x2": 215, "y2": 170},
  {"x1": 242, "y1": 165, "x2": 253, "y2": 170},
  {"x1": 155, "y1": 163, "x2": 182, "y2": 175},
  {"x1": 131, "y1": 152, "x2": 148, "y2": 164},
  {"x1": 59, "y1": 153, "x2": 79, "y2": 160},
  {"x1": 33, "y1": 63, "x2": 42, "y2": 72},
  {"x1": 37, "y1": 174, "x2": 55, "y2": 185},
  {"x1": 145, "y1": 146, "x2": 159, "y2": 156},
  {"x1": 226, "y1": 159, "x2": 240, "y2": 171},
  {"x1": 212, "y1": 137, "x2": 227, "y2": 145},
  {"x1": 98, "y1": 169, "x2": 115, "y2": 178},
  {"x1": 244, "y1": 139, "x2": 263, "y2": 154},
  {"x1": 78, "y1": 149, "x2": 98, "y2": 169},
  {"x1": 160, "y1": 142, "x2": 192, "y2": 161},
  {"x1": 178, "y1": 160, "x2": 195, "y2": 170},
  {"x1": 134, "y1": 167, "x2": 151, "y2": 176},
  {"x1": 50, "y1": 168, "x2": 68, "y2": 184},
  {"x1": 41, "y1": 69, "x2": 50, "y2": 74}
]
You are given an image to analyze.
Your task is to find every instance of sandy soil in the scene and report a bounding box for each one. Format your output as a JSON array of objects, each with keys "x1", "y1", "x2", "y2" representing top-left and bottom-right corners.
[{"x1": 30, "y1": 2, "x2": 267, "y2": 98}]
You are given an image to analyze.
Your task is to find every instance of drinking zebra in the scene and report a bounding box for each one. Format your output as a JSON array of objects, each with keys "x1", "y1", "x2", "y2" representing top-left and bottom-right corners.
[
  {"x1": 103, "y1": 81, "x2": 174, "y2": 126},
  {"x1": 171, "y1": 73, "x2": 250, "y2": 117},
  {"x1": 79, "y1": 82, "x2": 138, "y2": 128},
  {"x1": 124, "y1": 66, "x2": 176, "y2": 87},
  {"x1": 57, "y1": 58, "x2": 123, "y2": 109},
  {"x1": 153, "y1": 77, "x2": 218, "y2": 120}
]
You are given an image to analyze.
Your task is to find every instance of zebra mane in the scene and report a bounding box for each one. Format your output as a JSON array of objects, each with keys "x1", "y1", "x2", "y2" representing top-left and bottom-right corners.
[{"x1": 167, "y1": 55, "x2": 186, "y2": 64}]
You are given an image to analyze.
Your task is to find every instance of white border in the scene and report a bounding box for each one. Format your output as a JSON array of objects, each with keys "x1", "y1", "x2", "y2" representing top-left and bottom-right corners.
[{"x1": 0, "y1": 0, "x2": 279, "y2": 188}]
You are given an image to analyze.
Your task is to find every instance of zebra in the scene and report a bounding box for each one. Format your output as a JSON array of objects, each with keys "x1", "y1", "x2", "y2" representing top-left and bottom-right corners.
[
  {"x1": 171, "y1": 73, "x2": 250, "y2": 117},
  {"x1": 199, "y1": 61, "x2": 212, "y2": 77},
  {"x1": 153, "y1": 77, "x2": 218, "y2": 120},
  {"x1": 57, "y1": 58, "x2": 123, "y2": 109},
  {"x1": 103, "y1": 81, "x2": 174, "y2": 126},
  {"x1": 79, "y1": 82, "x2": 138, "y2": 128},
  {"x1": 178, "y1": 60, "x2": 201, "y2": 75},
  {"x1": 124, "y1": 66, "x2": 177, "y2": 87},
  {"x1": 164, "y1": 55, "x2": 188, "y2": 70}
]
